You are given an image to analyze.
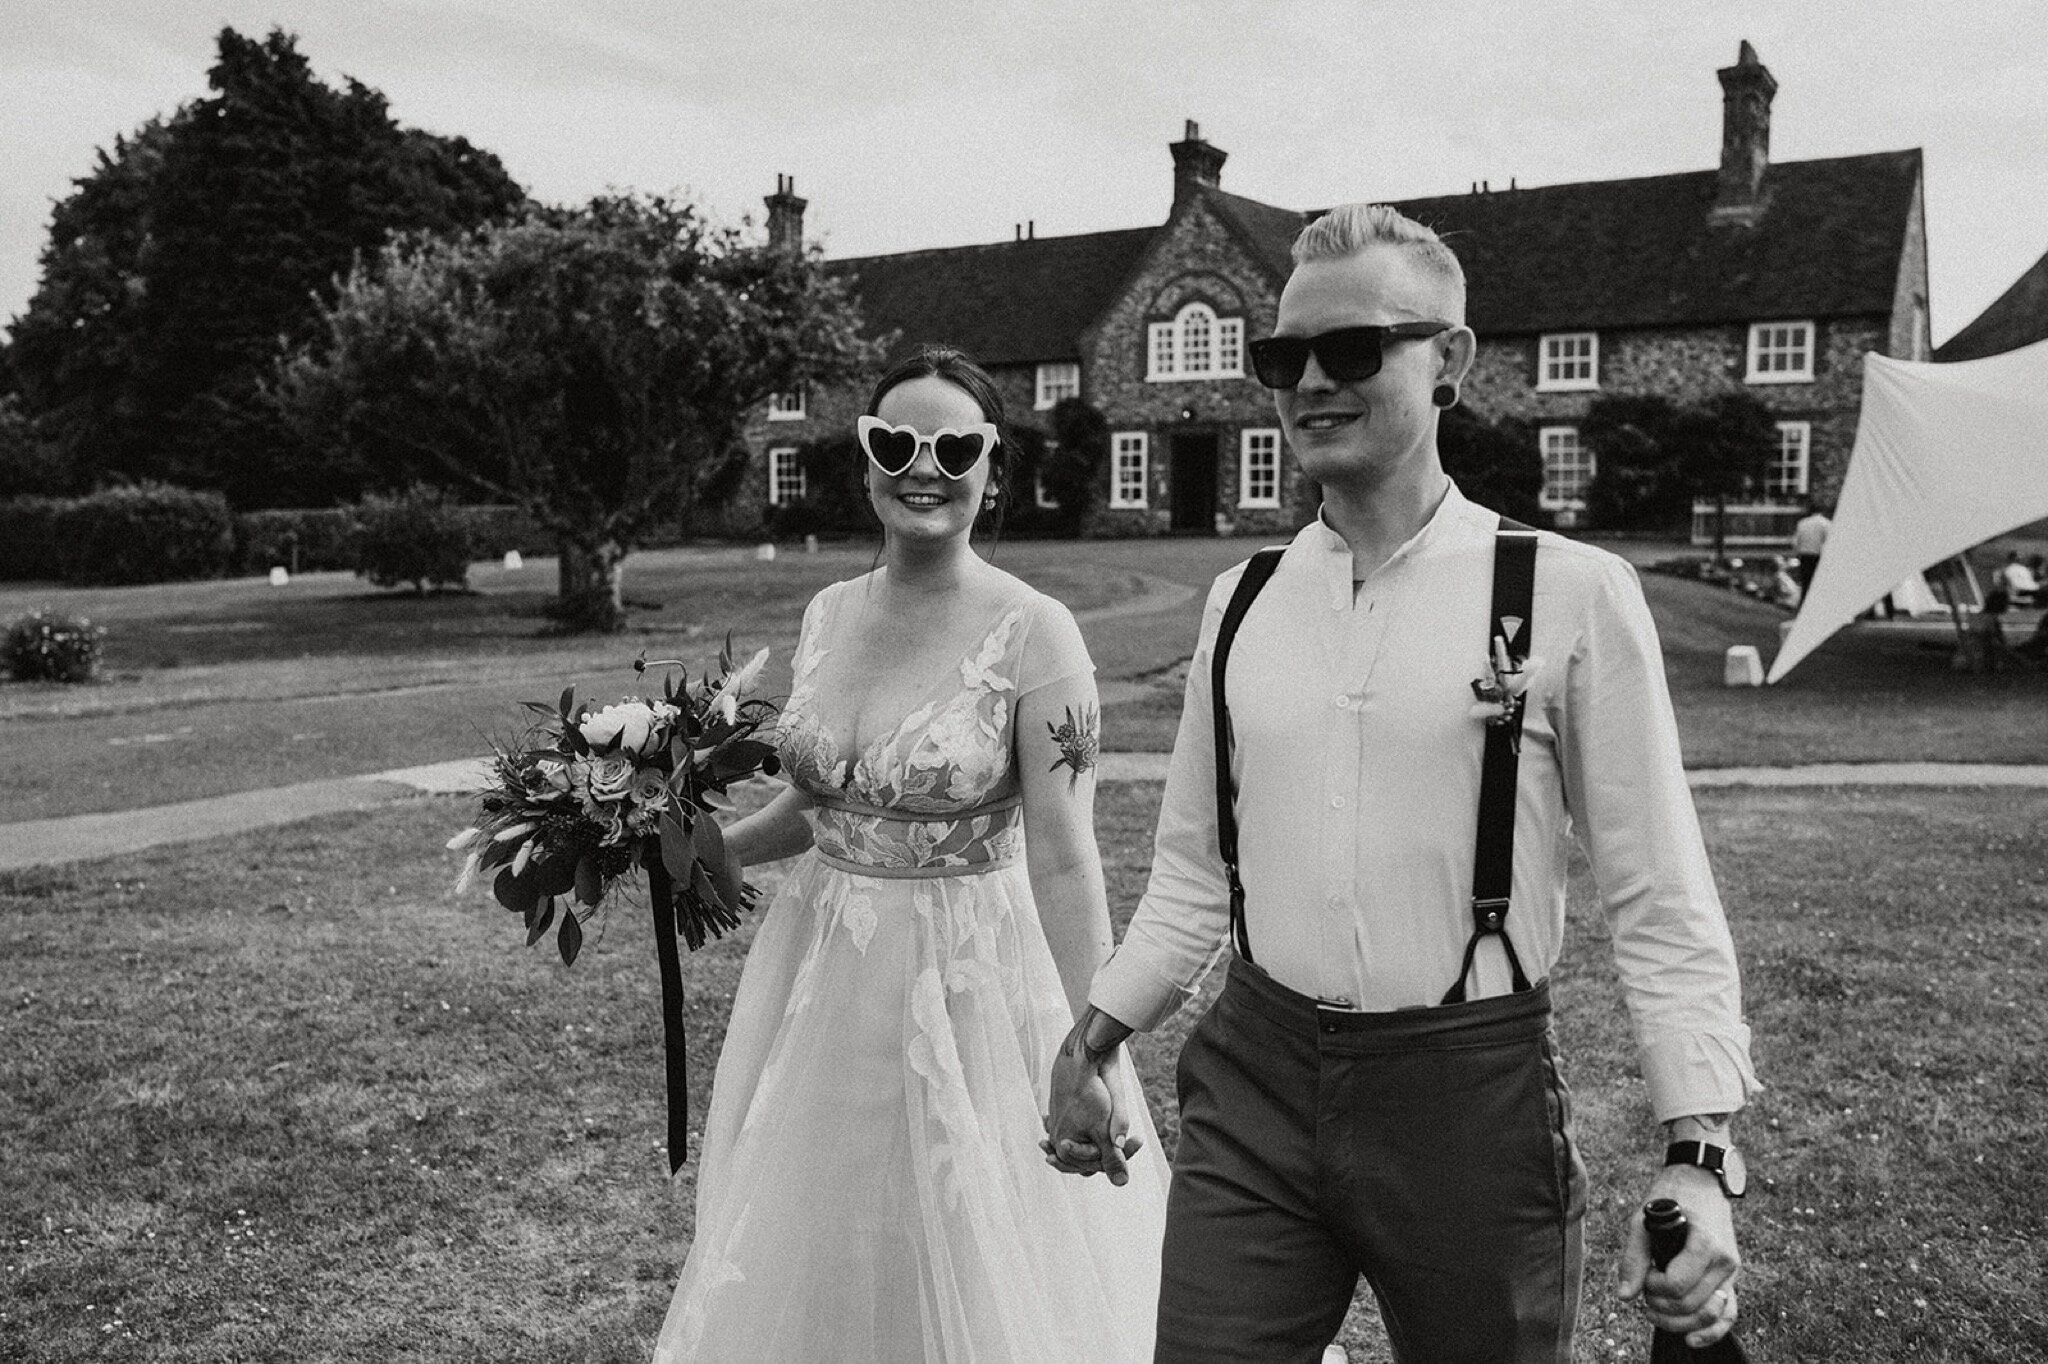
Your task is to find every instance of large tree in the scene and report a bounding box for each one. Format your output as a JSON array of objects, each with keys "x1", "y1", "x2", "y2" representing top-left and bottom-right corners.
[
  {"x1": 272, "y1": 194, "x2": 881, "y2": 630},
  {"x1": 1582, "y1": 393, "x2": 1691, "y2": 532},
  {"x1": 1583, "y1": 391, "x2": 1779, "y2": 551},
  {"x1": 4, "y1": 26, "x2": 524, "y2": 505}
]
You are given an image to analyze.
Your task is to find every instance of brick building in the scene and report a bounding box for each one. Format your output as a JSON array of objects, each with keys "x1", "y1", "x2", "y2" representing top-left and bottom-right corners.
[{"x1": 746, "y1": 42, "x2": 1929, "y2": 543}]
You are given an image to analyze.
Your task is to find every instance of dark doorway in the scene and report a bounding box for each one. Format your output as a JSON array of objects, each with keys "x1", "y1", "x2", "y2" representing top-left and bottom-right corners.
[{"x1": 1170, "y1": 431, "x2": 1219, "y2": 534}]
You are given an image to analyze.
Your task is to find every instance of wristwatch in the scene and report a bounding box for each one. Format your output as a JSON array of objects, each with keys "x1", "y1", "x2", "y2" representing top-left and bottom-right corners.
[{"x1": 1665, "y1": 1140, "x2": 1748, "y2": 1199}]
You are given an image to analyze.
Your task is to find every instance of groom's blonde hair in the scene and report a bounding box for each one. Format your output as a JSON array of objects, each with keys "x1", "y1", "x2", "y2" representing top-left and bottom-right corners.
[{"x1": 1292, "y1": 204, "x2": 1466, "y2": 322}]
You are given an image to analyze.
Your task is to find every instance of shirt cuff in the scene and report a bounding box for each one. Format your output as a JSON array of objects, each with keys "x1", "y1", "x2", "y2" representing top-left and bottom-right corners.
[
  {"x1": 1088, "y1": 949, "x2": 1197, "y2": 1036},
  {"x1": 1639, "y1": 1025, "x2": 1763, "y2": 1125}
]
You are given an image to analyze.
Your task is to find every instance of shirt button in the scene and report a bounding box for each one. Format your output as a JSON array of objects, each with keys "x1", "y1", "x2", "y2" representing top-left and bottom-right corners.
[
  {"x1": 1330, "y1": 794, "x2": 1347, "y2": 809},
  {"x1": 1334, "y1": 693, "x2": 1351, "y2": 709},
  {"x1": 1327, "y1": 893, "x2": 1344, "y2": 909}
]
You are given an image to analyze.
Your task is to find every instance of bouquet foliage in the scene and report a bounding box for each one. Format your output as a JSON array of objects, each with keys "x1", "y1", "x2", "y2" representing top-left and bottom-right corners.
[{"x1": 450, "y1": 641, "x2": 778, "y2": 966}]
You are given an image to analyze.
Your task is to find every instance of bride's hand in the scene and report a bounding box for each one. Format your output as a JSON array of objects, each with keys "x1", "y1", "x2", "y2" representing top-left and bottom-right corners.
[{"x1": 1041, "y1": 1044, "x2": 1142, "y2": 1184}]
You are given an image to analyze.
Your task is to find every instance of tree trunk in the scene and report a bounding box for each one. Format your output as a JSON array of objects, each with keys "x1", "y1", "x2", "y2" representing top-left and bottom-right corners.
[
  {"x1": 555, "y1": 534, "x2": 628, "y2": 632},
  {"x1": 1712, "y1": 492, "x2": 1729, "y2": 563}
]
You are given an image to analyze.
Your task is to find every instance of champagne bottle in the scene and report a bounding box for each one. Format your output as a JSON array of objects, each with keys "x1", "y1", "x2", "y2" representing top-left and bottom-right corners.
[{"x1": 1644, "y1": 1198, "x2": 1749, "y2": 1363}]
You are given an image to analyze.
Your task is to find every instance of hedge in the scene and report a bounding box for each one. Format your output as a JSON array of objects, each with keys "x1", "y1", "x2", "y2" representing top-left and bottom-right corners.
[
  {"x1": 0, "y1": 492, "x2": 561, "y2": 585},
  {"x1": 53, "y1": 484, "x2": 236, "y2": 585}
]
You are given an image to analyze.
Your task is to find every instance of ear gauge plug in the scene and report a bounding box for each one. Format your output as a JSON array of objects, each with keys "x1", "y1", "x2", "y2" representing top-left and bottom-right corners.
[{"x1": 1432, "y1": 384, "x2": 1458, "y2": 409}]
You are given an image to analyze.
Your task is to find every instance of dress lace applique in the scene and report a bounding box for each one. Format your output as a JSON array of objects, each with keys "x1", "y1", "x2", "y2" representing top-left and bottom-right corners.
[
  {"x1": 842, "y1": 889, "x2": 878, "y2": 954},
  {"x1": 779, "y1": 602, "x2": 1029, "y2": 875}
]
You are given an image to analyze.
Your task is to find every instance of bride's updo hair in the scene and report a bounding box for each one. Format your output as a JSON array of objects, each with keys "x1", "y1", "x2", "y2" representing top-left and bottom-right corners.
[{"x1": 865, "y1": 344, "x2": 1014, "y2": 540}]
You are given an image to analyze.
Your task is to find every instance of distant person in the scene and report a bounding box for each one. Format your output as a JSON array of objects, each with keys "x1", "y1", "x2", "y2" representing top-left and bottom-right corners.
[
  {"x1": 1772, "y1": 555, "x2": 1803, "y2": 609},
  {"x1": 1960, "y1": 587, "x2": 2013, "y2": 674},
  {"x1": 1996, "y1": 551, "x2": 2039, "y2": 607},
  {"x1": 1791, "y1": 503, "x2": 1831, "y2": 596}
]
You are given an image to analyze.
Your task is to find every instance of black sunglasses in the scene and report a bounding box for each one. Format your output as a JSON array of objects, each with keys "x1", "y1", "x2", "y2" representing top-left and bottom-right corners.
[{"x1": 1247, "y1": 322, "x2": 1453, "y2": 389}]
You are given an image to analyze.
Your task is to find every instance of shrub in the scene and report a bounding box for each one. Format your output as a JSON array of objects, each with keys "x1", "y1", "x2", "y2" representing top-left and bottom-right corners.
[
  {"x1": 353, "y1": 485, "x2": 474, "y2": 592},
  {"x1": 52, "y1": 484, "x2": 235, "y2": 585},
  {"x1": 4, "y1": 609, "x2": 106, "y2": 683},
  {"x1": 459, "y1": 505, "x2": 547, "y2": 559},
  {"x1": 235, "y1": 507, "x2": 362, "y2": 575}
]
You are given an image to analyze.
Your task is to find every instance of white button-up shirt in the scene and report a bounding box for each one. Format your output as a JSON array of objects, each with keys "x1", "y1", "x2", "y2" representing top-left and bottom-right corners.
[{"x1": 1091, "y1": 485, "x2": 1759, "y2": 1121}]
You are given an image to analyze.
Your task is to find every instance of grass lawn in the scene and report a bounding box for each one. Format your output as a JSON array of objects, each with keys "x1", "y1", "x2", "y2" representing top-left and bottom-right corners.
[
  {"x1": 8, "y1": 536, "x2": 2043, "y2": 826},
  {"x1": 5, "y1": 782, "x2": 2044, "y2": 1361}
]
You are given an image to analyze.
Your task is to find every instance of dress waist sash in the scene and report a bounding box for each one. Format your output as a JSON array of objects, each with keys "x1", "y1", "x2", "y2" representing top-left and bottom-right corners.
[
  {"x1": 808, "y1": 791, "x2": 1021, "y2": 822},
  {"x1": 811, "y1": 849, "x2": 1019, "y2": 880},
  {"x1": 807, "y1": 789, "x2": 1022, "y2": 879}
]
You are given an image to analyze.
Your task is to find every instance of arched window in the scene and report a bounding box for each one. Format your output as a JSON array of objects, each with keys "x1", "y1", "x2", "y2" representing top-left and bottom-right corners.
[
  {"x1": 1147, "y1": 301, "x2": 1246, "y2": 381},
  {"x1": 1180, "y1": 304, "x2": 1214, "y2": 375}
]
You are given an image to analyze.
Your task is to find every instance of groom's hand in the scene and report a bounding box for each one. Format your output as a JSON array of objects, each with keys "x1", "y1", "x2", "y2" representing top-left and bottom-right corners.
[{"x1": 1042, "y1": 1006, "x2": 1139, "y2": 1185}]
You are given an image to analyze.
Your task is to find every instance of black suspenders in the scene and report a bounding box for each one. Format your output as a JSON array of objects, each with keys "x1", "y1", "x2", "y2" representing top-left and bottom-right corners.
[
  {"x1": 1210, "y1": 524, "x2": 1538, "y2": 1003},
  {"x1": 1443, "y1": 525, "x2": 1537, "y2": 1004},
  {"x1": 1211, "y1": 547, "x2": 1287, "y2": 966}
]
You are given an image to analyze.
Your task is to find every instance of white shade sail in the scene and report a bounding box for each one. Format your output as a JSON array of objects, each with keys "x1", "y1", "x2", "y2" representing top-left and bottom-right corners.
[{"x1": 1768, "y1": 338, "x2": 2048, "y2": 682}]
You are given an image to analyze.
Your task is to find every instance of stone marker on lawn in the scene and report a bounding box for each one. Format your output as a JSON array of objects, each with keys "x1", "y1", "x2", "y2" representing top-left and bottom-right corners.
[{"x1": 1724, "y1": 644, "x2": 1764, "y2": 687}]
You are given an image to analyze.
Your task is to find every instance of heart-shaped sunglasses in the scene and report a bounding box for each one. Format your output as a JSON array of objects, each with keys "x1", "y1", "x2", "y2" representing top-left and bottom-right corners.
[{"x1": 856, "y1": 415, "x2": 1000, "y2": 480}]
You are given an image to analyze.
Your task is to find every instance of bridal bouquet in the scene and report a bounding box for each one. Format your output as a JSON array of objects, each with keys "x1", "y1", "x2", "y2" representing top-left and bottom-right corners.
[
  {"x1": 450, "y1": 640, "x2": 778, "y2": 960},
  {"x1": 447, "y1": 641, "x2": 778, "y2": 1170}
]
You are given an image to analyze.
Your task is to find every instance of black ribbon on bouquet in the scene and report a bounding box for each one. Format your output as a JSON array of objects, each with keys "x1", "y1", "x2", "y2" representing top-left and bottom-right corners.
[{"x1": 646, "y1": 857, "x2": 691, "y2": 1176}]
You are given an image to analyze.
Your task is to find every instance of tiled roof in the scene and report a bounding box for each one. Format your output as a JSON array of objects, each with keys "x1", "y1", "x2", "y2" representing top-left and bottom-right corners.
[
  {"x1": 831, "y1": 227, "x2": 1156, "y2": 367},
  {"x1": 1383, "y1": 151, "x2": 1923, "y2": 333},
  {"x1": 1935, "y1": 248, "x2": 2048, "y2": 361},
  {"x1": 825, "y1": 149, "x2": 1920, "y2": 362}
]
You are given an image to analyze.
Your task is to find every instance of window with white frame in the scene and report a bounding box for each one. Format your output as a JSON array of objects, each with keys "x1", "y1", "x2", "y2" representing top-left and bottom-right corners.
[
  {"x1": 1034, "y1": 362, "x2": 1080, "y2": 410},
  {"x1": 1147, "y1": 302, "x2": 1246, "y2": 380},
  {"x1": 767, "y1": 388, "x2": 806, "y2": 421},
  {"x1": 1766, "y1": 421, "x2": 1811, "y2": 501},
  {"x1": 1537, "y1": 332, "x2": 1599, "y2": 391},
  {"x1": 1238, "y1": 428, "x2": 1281, "y2": 509},
  {"x1": 767, "y1": 447, "x2": 806, "y2": 506},
  {"x1": 1538, "y1": 426, "x2": 1594, "y2": 511},
  {"x1": 1110, "y1": 432, "x2": 1149, "y2": 508},
  {"x1": 1746, "y1": 321, "x2": 1814, "y2": 383}
]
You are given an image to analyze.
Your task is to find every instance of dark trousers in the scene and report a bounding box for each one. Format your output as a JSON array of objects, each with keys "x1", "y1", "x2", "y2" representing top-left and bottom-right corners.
[
  {"x1": 1155, "y1": 958, "x2": 1586, "y2": 1364},
  {"x1": 1797, "y1": 554, "x2": 1821, "y2": 595}
]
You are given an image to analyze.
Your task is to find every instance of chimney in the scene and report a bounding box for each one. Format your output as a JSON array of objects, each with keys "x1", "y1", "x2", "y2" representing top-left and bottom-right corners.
[
  {"x1": 1170, "y1": 119, "x2": 1227, "y2": 209},
  {"x1": 1710, "y1": 40, "x2": 1777, "y2": 228},
  {"x1": 765, "y1": 174, "x2": 807, "y2": 255}
]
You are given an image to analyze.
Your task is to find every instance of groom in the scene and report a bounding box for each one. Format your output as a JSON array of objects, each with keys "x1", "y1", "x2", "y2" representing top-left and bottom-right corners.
[{"x1": 1047, "y1": 204, "x2": 1758, "y2": 1361}]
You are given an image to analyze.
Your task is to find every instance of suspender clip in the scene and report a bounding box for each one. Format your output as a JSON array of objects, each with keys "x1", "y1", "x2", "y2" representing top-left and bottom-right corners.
[{"x1": 1471, "y1": 896, "x2": 1510, "y2": 931}]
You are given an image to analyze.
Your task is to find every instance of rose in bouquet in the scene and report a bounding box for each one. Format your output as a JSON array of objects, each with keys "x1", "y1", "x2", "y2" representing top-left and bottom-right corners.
[{"x1": 448, "y1": 639, "x2": 777, "y2": 963}]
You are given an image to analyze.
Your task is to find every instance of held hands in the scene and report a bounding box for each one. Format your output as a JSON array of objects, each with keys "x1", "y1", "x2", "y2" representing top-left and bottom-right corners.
[
  {"x1": 1618, "y1": 1164, "x2": 1742, "y2": 1349},
  {"x1": 1041, "y1": 1015, "x2": 1143, "y2": 1185}
]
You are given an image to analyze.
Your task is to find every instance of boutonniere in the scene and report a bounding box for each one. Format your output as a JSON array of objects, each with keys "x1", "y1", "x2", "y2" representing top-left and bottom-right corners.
[{"x1": 1468, "y1": 635, "x2": 1541, "y2": 753}]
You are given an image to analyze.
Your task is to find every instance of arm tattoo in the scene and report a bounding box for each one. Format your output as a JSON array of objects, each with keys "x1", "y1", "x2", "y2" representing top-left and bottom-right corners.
[{"x1": 1046, "y1": 703, "x2": 1100, "y2": 790}]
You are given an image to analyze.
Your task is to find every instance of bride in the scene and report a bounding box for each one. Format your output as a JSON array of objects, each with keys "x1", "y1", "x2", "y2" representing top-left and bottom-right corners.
[{"x1": 651, "y1": 346, "x2": 1168, "y2": 1362}]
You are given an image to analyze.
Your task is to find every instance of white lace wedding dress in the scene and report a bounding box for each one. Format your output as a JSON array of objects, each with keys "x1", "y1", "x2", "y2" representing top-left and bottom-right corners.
[{"x1": 651, "y1": 578, "x2": 1167, "y2": 1362}]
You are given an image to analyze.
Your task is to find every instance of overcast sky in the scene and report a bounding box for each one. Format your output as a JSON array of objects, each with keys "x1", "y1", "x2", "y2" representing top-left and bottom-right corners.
[{"x1": 3, "y1": 0, "x2": 2044, "y2": 346}]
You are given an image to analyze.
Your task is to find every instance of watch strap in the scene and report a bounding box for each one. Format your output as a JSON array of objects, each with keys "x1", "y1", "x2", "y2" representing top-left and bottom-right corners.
[{"x1": 1665, "y1": 1139, "x2": 1745, "y2": 1197}]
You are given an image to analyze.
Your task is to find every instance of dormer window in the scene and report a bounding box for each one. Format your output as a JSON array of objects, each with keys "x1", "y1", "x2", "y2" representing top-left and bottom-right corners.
[
  {"x1": 1035, "y1": 362, "x2": 1080, "y2": 410},
  {"x1": 767, "y1": 388, "x2": 807, "y2": 421},
  {"x1": 1147, "y1": 302, "x2": 1245, "y2": 381},
  {"x1": 1536, "y1": 332, "x2": 1599, "y2": 391},
  {"x1": 1746, "y1": 322, "x2": 1814, "y2": 384}
]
